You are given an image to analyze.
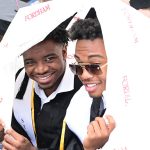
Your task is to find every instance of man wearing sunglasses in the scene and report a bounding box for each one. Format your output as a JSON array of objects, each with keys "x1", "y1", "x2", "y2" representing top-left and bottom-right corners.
[{"x1": 66, "y1": 8, "x2": 116, "y2": 150}]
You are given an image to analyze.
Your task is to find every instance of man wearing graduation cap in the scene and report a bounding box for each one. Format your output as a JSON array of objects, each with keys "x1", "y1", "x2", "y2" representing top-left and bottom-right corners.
[
  {"x1": 1, "y1": 14, "x2": 82, "y2": 150},
  {"x1": 129, "y1": 0, "x2": 150, "y2": 18}
]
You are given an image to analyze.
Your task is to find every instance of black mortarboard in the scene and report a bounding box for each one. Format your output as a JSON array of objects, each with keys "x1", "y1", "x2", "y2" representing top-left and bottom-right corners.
[
  {"x1": 57, "y1": 12, "x2": 77, "y2": 29},
  {"x1": 85, "y1": 7, "x2": 98, "y2": 19},
  {"x1": 130, "y1": 0, "x2": 150, "y2": 9},
  {"x1": 15, "y1": 13, "x2": 77, "y2": 99}
]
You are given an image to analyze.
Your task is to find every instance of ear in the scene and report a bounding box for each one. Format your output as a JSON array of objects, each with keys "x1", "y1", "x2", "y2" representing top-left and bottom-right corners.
[{"x1": 62, "y1": 44, "x2": 67, "y2": 59}]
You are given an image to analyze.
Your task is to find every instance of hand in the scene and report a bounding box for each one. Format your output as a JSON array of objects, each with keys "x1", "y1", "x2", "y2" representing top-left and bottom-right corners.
[
  {"x1": 83, "y1": 115, "x2": 116, "y2": 150},
  {"x1": 2, "y1": 128, "x2": 36, "y2": 150}
]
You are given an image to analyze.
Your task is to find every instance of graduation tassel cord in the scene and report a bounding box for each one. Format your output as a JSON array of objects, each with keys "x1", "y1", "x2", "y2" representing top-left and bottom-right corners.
[
  {"x1": 31, "y1": 81, "x2": 37, "y2": 138},
  {"x1": 59, "y1": 118, "x2": 66, "y2": 150},
  {"x1": 31, "y1": 81, "x2": 66, "y2": 149}
]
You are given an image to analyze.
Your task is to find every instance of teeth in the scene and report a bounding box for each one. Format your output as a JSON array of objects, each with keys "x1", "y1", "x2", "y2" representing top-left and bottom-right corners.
[
  {"x1": 40, "y1": 77, "x2": 48, "y2": 80},
  {"x1": 39, "y1": 75, "x2": 50, "y2": 80},
  {"x1": 86, "y1": 84, "x2": 96, "y2": 87}
]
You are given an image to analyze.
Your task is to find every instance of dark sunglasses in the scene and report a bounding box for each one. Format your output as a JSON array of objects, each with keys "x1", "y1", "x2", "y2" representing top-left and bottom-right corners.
[{"x1": 69, "y1": 63, "x2": 107, "y2": 75}]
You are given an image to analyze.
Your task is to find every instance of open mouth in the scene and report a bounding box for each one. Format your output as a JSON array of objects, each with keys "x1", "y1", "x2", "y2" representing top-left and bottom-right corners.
[
  {"x1": 34, "y1": 73, "x2": 54, "y2": 84},
  {"x1": 84, "y1": 83, "x2": 98, "y2": 93}
]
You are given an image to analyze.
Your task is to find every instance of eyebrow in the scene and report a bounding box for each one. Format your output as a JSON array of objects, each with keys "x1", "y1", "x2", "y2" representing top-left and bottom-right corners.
[
  {"x1": 74, "y1": 54, "x2": 104, "y2": 60},
  {"x1": 24, "y1": 53, "x2": 57, "y2": 61},
  {"x1": 88, "y1": 54, "x2": 104, "y2": 59},
  {"x1": 44, "y1": 53, "x2": 57, "y2": 58}
]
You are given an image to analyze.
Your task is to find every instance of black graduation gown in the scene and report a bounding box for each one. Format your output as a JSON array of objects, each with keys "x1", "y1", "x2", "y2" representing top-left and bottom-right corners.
[{"x1": 12, "y1": 69, "x2": 83, "y2": 150}]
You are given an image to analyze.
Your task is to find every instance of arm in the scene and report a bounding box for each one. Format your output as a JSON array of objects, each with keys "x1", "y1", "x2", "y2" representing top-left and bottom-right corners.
[{"x1": 83, "y1": 115, "x2": 116, "y2": 150}]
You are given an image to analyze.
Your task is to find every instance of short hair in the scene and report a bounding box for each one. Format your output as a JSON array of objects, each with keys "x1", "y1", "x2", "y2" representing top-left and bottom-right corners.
[
  {"x1": 68, "y1": 18, "x2": 103, "y2": 41},
  {"x1": 129, "y1": 0, "x2": 150, "y2": 9},
  {"x1": 44, "y1": 13, "x2": 77, "y2": 45},
  {"x1": 44, "y1": 26, "x2": 69, "y2": 45}
]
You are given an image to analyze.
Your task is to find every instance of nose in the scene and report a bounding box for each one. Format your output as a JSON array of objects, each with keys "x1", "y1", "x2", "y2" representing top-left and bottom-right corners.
[
  {"x1": 79, "y1": 67, "x2": 93, "y2": 80},
  {"x1": 34, "y1": 62, "x2": 48, "y2": 74}
]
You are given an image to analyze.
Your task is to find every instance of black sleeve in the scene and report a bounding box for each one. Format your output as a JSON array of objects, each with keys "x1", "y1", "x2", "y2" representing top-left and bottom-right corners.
[
  {"x1": 65, "y1": 125, "x2": 84, "y2": 150},
  {"x1": 11, "y1": 111, "x2": 32, "y2": 143}
]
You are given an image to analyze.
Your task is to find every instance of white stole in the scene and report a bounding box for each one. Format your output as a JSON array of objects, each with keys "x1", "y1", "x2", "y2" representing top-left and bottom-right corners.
[
  {"x1": 13, "y1": 69, "x2": 37, "y2": 147},
  {"x1": 66, "y1": 86, "x2": 93, "y2": 143}
]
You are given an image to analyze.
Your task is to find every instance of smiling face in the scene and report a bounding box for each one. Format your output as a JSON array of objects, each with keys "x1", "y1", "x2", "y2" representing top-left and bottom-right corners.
[
  {"x1": 23, "y1": 40, "x2": 67, "y2": 96},
  {"x1": 75, "y1": 38, "x2": 107, "y2": 98}
]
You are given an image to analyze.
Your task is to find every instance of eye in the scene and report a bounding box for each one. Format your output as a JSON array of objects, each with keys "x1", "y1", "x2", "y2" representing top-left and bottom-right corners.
[
  {"x1": 45, "y1": 56, "x2": 57, "y2": 63},
  {"x1": 24, "y1": 60, "x2": 35, "y2": 66}
]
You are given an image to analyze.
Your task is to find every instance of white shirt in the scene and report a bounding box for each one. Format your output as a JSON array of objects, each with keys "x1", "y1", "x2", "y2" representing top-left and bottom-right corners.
[{"x1": 34, "y1": 64, "x2": 75, "y2": 108}]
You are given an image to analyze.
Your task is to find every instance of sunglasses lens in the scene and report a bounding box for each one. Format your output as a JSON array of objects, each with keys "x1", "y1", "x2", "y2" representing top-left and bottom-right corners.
[
  {"x1": 69, "y1": 64, "x2": 83, "y2": 75},
  {"x1": 86, "y1": 64, "x2": 102, "y2": 75},
  {"x1": 69, "y1": 64, "x2": 76, "y2": 74},
  {"x1": 69, "y1": 64, "x2": 102, "y2": 75},
  {"x1": 76, "y1": 65, "x2": 83, "y2": 75}
]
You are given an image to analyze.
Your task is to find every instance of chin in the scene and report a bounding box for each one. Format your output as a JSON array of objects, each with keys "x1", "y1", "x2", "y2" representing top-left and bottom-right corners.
[
  {"x1": 39, "y1": 83, "x2": 52, "y2": 90},
  {"x1": 89, "y1": 93, "x2": 102, "y2": 98}
]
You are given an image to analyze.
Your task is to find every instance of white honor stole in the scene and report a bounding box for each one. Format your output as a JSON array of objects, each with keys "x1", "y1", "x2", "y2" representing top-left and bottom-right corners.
[
  {"x1": 13, "y1": 69, "x2": 37, "y2": 147},
  {"x1": 65, "y1": 86, "x2": 93, "y2": 143}
]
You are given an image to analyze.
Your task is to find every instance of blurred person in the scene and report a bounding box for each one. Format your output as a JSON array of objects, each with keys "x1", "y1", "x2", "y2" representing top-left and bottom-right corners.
[
  {"x1": 0, "y1": 0, "x2": 28, "y2": 22},
  {"x1": 129, "y1": 0, "x2": 150, "y2": 18},
  {"x1": 0, "y1": 19, "x2": 10, "y2": 42}
]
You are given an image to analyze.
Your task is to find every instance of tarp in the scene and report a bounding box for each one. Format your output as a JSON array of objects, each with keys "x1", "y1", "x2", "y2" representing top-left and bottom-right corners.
[{"x1": 95, "y1": 0, "x2": 150, "y2": 149}]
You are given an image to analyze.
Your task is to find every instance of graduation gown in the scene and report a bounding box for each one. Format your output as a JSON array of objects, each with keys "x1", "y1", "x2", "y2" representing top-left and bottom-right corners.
[{"x1": 12, "y1": 67, "x2": 83, "y2": 150}]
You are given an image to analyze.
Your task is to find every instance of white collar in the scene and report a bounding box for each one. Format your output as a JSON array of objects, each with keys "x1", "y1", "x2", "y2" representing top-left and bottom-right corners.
[{"x1": 34, "y1": 64, "x2": 74, "y2": 107}]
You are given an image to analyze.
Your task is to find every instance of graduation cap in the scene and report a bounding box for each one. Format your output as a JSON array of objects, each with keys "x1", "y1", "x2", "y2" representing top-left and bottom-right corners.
[
  {"x1": 129, "y1": 0, "x2": 150, "y2": 9},
  {"x1": 85, "y1": 7, "x2": 98, "y2": 19},
  {"x1": 85, "y1": 7, "x2": 103, "y2": 38},
  {"x1": 57, "y1": 12, "x2": 77, "y2": 29},
  {"x1": 15, "y1": 12, "x2": 76, "y2": 100}
]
